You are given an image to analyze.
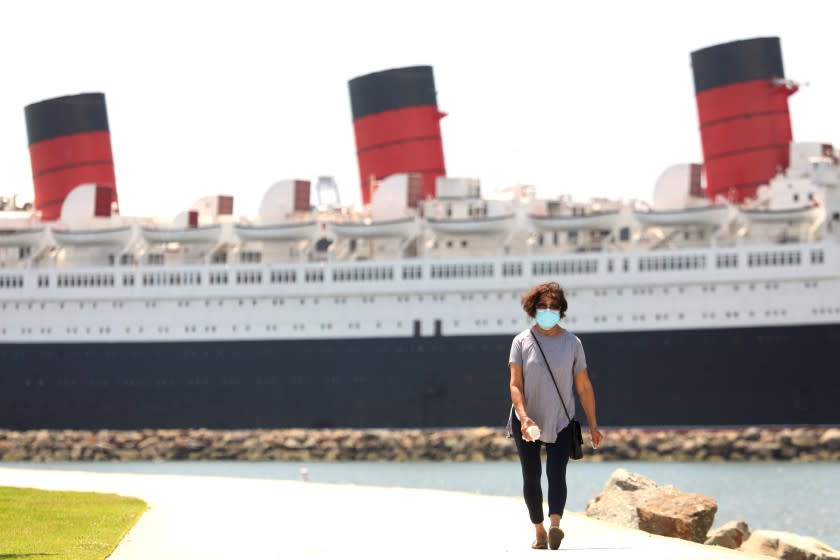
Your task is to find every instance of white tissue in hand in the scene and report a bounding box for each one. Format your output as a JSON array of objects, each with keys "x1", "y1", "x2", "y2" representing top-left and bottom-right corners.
[{"x1": 527, "y1": 425, "x2": 541, "y2": 441}]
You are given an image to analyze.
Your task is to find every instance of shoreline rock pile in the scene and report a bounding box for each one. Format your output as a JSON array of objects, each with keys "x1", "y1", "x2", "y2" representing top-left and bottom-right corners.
[
  {"x1": 585, "y1": 468, "x2": 718, "y2": 543},
  {"x1": 0, "y1": 426, "x2": 838, "y2": 462},
  {"x1": 585, "y1": 468, "x2": 840, "y2": 559}
]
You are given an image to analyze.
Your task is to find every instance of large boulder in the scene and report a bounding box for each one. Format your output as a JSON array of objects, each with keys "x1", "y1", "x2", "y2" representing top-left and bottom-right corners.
[
  {"x1": 819, "y1": 428, "x2": 840, "y2": 451},
  {"x1": 705, "y1": 520, "x2": 751, "y2": 549},
  {"x1": 740, "y1": 530, "x2": 840, "y2": 560},
  {"x1": 584, "y1": 468, "x2": 657, "y2": 527},
  {"x1": 637, "y1": 487, "x2": 718, "y2": 543},
  {"x1": 584, "y1": 483, "x2": 648, "y2": 528},
  {"x1": 585, "y1": 468, "x2": 718, "y2": 543}
]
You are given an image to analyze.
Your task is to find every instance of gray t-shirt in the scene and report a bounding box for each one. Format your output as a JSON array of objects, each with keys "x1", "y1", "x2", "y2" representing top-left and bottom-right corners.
[{"x1": 509, "y1": 328, "x2": 587, "y2": 443}]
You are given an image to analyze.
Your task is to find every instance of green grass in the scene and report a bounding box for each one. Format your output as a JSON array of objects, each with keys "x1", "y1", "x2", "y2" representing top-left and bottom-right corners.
[{"x1": 0, "y1": 486, "x2": 147, "y2": 559}]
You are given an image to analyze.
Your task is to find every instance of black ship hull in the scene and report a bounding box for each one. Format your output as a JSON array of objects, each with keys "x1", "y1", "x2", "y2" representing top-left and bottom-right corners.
[{"x1": 1, "y1": 323, "x2": 838, "y2": 430}]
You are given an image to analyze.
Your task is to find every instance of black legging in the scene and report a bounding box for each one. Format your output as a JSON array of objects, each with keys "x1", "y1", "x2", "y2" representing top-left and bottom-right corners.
[{"x1": 512, "y1": 413, "x2": 572, "y2": 524}]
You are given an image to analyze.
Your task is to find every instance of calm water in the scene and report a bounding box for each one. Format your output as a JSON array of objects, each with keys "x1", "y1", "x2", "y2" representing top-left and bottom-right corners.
[{"x1": 7, "y1": 460, "x2": 839, "y2": 547}]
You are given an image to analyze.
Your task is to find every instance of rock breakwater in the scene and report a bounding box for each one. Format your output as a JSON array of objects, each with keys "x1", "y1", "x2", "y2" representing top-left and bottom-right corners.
[
  {"x1": 1, "y1": 426, "x2": 838, "y2": 462},
  {"x1": 586, "y1": 468, "x2": 840, "y2": 558}
]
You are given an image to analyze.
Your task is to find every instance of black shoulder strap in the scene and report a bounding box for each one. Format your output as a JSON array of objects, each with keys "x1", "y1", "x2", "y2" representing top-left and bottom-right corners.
[{"x1": 530, "y1": 329, "x2": 573, "y2": 422}]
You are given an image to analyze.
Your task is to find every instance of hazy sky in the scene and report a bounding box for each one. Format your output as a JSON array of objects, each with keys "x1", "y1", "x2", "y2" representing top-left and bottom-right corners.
[{"x1": 1, "y1": 0, "x2": 838, "y2": 218}]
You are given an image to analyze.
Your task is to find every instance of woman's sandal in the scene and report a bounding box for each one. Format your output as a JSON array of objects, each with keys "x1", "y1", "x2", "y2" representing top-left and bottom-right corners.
[
  {"x1": 531, "y1": 538, "x2": 548, "y2": 550},
  {"x1": 548, "y1": 527, "x2": 564, "y2": 550}
]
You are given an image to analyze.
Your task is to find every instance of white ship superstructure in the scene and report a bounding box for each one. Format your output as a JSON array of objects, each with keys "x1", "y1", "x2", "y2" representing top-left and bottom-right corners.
[{"x1": 0, "y1": 141, "x2": 838, "y2": 345}]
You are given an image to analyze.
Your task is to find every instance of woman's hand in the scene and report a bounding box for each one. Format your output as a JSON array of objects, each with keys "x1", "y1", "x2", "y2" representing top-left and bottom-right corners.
[
  {"x1": 520, "y1": 415, "x2": 536, "y2": 439},
  {"x1": 589, "y1": 426, "x2": 604, "y2": 449}
]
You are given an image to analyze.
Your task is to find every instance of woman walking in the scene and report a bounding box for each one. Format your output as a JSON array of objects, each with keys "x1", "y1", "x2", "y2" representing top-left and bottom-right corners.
[{"x1": 508, "y1": 281, "x2": 603, "y2": 550}]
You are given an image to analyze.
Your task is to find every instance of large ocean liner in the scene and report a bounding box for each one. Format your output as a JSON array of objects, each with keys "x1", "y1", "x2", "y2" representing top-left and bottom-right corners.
[{"x1": 1, "y1": 37, "x2": 838, "y2": 430}]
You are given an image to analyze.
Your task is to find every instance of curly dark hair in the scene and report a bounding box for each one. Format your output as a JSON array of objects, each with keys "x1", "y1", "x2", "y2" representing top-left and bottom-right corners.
[{"x1": 521, "y1": 281, "x2": 568, "y2": 319}]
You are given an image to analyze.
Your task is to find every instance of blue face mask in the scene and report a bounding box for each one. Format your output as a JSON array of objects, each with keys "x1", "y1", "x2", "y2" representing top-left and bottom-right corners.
[{"x1": 535, "y1": 309, "x2": 560, "y2": 329}]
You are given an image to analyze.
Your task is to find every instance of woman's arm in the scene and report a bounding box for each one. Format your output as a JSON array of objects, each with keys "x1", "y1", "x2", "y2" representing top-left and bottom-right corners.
[
  {"x1": 574, "y1": 370, "x2": 604, "y2": 448},
  {"x1": 509, "y1": 363, "x2": 536, "y2": 437}
]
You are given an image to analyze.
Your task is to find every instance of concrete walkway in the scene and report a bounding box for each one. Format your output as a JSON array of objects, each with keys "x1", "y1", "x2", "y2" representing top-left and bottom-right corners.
[{"x1": 0, "y1": 466, "x2": 764, "y2": 559}]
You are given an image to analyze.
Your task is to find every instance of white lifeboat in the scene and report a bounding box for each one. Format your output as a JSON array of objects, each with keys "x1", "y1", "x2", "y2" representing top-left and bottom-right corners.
[
  {"x1": 634, "y1": 205, "x2": 730, "y2": 227},
  {"x1": 0, "y1": 227, "x2": 45, "y2": 247},
  {"x1": 528, "y1": 210, "x2": 620, "y2": 231},
  {"x1": 738, "y1": 204, "x2": 822, "y2": 224},
  {"x1": 329, "y1": 217, "x2": 416, "y2": 238},
  {"x1": 234, "y1": 221, "x2": 318, "y2": 241},
  {"x1": 52, "y1": 226, "x2": 132, "y2": 246},
  {"x1": 141, "y1": 224, "x2": 221, "y2": 244},
  {"x1": 427, "y1": 214, "x2": 515, "y2": 234}
]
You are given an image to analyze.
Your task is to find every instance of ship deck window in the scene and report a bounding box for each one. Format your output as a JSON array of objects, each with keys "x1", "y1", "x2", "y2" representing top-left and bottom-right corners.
[
  {"x1": 716, "y1": 254, "x2": 738, "y2": 268},
  {"x1": 811, "y1": 250, "x2": 825, "y2": 264},
  {"x1": 57, "y1": 274, "x2": 114, "y2": 288},
  {"x1": 333, "y1": 266, "x2": 394, "y2": 282},
  {"x1": 431, "y1": 263, "x2": 494, "y2": 279},
  {"x1": 502, "y1": 262, "x2": 523, "y2": 277},
  {"x1": 236, "y1": 271, "x2": 263, "y2": 284},
  {"x1": 748, "y1": 251, "x2": 801, "y2": 267},
  {"x1": 210, "y1": 272, "x2": 229, "y2": 285},
  {"x1": 638, "y1": 255, "x2": 706, "y2": 272},
  {"x1": 143, "y1": 272, "x2": 193, "y2": 286},
  {"x1": 402, "y1": 265, "x2": 422, "y2": 280},
  {"x1": 305, "y1": 269, "x2": 324, "y2": 283},
  {"x1": 240, "y1": 251, "x2": 262, "y2": 263},
  {"x1": 270, "y1": 270, "x2": 296, "y2": 283},
  {"x1": 532, "y1": 259, "x2": 597, "y2": 276}
]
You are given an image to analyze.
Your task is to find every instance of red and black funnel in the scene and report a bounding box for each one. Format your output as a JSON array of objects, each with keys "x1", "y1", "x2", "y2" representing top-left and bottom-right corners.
[
  {"x1": 349, "y1": 66, "x2": 446, "y2": 204},
  {"x1": 691, "y1": 37, "x2": 797, "y2": 203},
  {"x1": 25, "y1": 93, "x2": 118, "y2": 221}
]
